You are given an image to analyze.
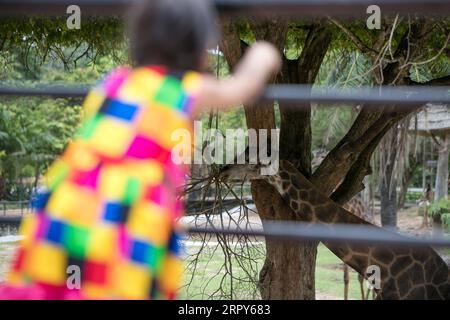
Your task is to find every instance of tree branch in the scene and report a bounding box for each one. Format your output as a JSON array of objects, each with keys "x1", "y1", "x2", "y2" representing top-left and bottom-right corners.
[
  {"x1": 331, "y1": 104, "x2": 423, "y2": 204},
  {"x1": 328, "y1": 18, "x2": 379, "y2": 57},
  {"x1": 278, "y1": 24, "x2": 332, "y2": 176},
  {"x1": 429, "y1": 131, "x2": 443, "y2": 148},
  {"x1": 311, "y1": 106, "x2": 386, "y2": 195},
  {"x1": 219, "y1": 18, "x2": 243, "y2": 69},
  {"x1": 410, "y1": 75, "x2": 450, "y2": 86}
]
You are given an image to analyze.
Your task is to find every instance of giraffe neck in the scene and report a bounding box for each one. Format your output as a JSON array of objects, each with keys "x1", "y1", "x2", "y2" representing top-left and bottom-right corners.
[
  {"x1": 260, "y1": 160, "x2": 450, "y2": 300},
  {"x1": 344, "y1": 197, "x2": 375, "y2": 224}
]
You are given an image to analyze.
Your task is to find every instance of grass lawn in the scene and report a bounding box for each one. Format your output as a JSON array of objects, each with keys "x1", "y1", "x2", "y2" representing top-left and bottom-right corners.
[
  {"x1": 180, "y1": 242, "x2": 368, "y2": 300},
  {"x1": 0, "y1": 241, "x2": 17, "y2": 282},
  {"x1": 315, "y1": 245, "x2": 368, "y2": 300}
]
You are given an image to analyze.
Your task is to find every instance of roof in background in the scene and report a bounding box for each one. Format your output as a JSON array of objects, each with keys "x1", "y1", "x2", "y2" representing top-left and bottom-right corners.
[{"x1": 410, "y1": 104, "x2": 450, "y2": 135}]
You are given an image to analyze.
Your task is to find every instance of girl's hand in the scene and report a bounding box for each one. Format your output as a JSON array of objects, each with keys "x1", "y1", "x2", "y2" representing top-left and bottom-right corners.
[
  {"x1": 246, "y1": 41, "x2": 282, "y2": 75},
  {"x1": 193, "y1": 41, "x2": 282, "y2": 113}
]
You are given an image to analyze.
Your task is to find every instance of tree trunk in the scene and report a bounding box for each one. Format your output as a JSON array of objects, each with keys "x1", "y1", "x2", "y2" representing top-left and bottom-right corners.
[
  {"x1": 380, "y1": 131, "x2": 399, "y2": 229},
  {"x1": 432, "y1": 133, "x2": 450, "y2": 234},
  {"x1": 397, "y1": 157, "x2": 418, "y2": 209},
  {"x1": 254, "y1": 180, "x2": 317, "y2": 299},
  {"x1": 0, "y1": 175, "x2": 5, "y2": 200},
  {"x1": 435, "y1": 133, "x2": 450, "y2": 201},
  {"x1": 256, "y1": 24, "x2": 331, "y2": 300},
  {"x1": 380, "y1": 180, "x2": 397, "y2": 228},
  {"x1": 219, "y1": 19, "x2": 331, "y2": 300},
  {"x1": 432, "y1": 210, "x2": 443, "y2": 235}
]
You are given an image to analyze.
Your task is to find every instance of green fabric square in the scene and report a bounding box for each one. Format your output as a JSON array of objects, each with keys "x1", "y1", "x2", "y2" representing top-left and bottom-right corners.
[
  {"x1": 123, "y1": 178, "x2": 141, "y2": 206},
  {"x1": 154, "y1": 78, "x2": 183, "y2": 108},
  {"x1": 76, "y1": 114, "x2": 102, "y2": 140},
  {"x1": 148, "y1": 245, "x2": 166, "y2": 274},
  {"x1": 64, "y1": 225, "x2": 90, "y2": 258},
  {"x1": 48, "y1": 161, "x2": 69, "y2": 191}
]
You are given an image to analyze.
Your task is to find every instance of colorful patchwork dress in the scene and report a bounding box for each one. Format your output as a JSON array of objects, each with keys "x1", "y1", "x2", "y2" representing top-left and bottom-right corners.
[{"x1": 0, "y1": 65, "x2": 202, "y2": 300}]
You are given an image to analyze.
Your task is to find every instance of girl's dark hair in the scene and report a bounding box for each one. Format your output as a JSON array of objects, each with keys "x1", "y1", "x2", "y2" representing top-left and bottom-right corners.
[{"x1": 127, "y1": 0, "x2": 218, "y2": 71}]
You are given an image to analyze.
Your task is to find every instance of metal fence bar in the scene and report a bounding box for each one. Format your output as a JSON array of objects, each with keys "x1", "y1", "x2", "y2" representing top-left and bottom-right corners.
[
  {"x1": 0, "y1": 0, "x2": 449, "y2": 17},
  {"x1": 1, "y1": 216, "x2": 449, "y2": 247},
  {"x1": 188, "y1": 221, "x2": 450, "y2": 248},
  {"x1": 0, "y1": 84, "x2": 449, "y2": 106}
]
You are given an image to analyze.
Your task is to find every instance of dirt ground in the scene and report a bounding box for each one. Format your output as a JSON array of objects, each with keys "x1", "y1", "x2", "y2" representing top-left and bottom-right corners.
[{"x1": 373, "y1": 206, "x2": 433, "y2": 236}]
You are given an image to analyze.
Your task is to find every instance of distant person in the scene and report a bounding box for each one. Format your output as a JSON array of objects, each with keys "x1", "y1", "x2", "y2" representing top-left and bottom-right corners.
[{"x1": 418, "y1": 183, "x2": 433, "y2": 228}]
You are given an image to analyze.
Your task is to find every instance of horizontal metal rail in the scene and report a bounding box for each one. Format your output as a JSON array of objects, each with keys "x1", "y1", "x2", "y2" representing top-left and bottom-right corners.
[
  {"x1": 1, "y1": 216, "x2": 450, "y2": 248},
  {"x1": 0, "y1": 0, "x2": 449, "y2": 17},
  {"x1": 0, "y1": 84, "x2": 449, "y2": 107},
  {"x1": 188, "y1": 221, "x2": 450, "y2": 248}
]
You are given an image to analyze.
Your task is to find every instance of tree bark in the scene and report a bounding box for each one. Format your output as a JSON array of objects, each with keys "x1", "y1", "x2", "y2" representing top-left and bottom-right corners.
[
  {"x1": 397, "y1": 156, "x2": 418, "y2": 209},
  {"x1": 256, "y1": 24, "x2": 331, "y2": 300},
  {"x1": 379, "y1": 131, "x2": 399, "y2": 229},
  {"x1": 254, "y1": 180, "x2": 317, "y2": 299},
  {"x1": 220, "y1": 20, "x2": 332, "y2": 299},
  {"x1": 435, "y1": 133, "x2": 450, "y2": 201},
  {"x1": 432, "y1": 133, "x2": 450, "y2": 234}
]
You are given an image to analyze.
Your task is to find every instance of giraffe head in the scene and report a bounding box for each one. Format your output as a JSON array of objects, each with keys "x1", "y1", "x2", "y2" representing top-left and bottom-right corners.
[
  {"x1": 218, "y1": 163, "x2": 264, "y2": 182},
  {"x1": 218, "y1": 143, "x2": 280, "y2": 182}
]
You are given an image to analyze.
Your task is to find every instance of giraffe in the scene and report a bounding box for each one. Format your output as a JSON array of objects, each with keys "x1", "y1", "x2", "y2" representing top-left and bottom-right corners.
[
  {"x1": 343, "y1": 197, "x2": 376, "y2": 300},
  {"x1": 220, "y1": 160, "x2": 450, "y2": 299}
]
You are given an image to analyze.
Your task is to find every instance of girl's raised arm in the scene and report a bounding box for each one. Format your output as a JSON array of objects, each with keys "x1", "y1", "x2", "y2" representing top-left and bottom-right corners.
[{"x1": 194, "y1": 41, "x2": 282, "y2": 113}]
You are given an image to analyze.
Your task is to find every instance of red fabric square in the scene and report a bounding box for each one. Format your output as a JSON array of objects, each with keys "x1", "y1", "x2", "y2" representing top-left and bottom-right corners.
[
  {"x1": 126, "y1": 135, "x2": 170, "y2": 162},
  {"x1": 71, "y1": 166, "x2": 101, "y2": 189},
  {"x1": 144, "y1": 185, "x2": 163, "y2": 204},
  {"x1": 12, "y1": 248, "x2": 26, "y2": 271},
  {"x1": 84, "y1": 261, "x2": 108, "y2": 284},
  {"x1": 146, "y1": 65, "x2": 167, "y2": 76}
]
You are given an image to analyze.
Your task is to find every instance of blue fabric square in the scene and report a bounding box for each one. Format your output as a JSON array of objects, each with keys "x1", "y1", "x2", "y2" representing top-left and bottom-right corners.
[
  {"x1": 103, "y1": 202, "x2": 129, "y2": 223},
  {"x1": 47, "y1": 219, "x2": 65, "y2": 244},
  {"x1": 175, "y1": 92, "x2": 188, "y2": 111},
  {"x1": 168, "y1": 231, "x2": 183, "y2": 255},
  {"x1": 100, "y1": 99, "x2": 138, "y2": 122},
  {"x1": 130, "y1": 240, "x2": 149, "y2": 264},
  {"x1": 31, "y1": 191, "x2": 51, "y2": 211}
]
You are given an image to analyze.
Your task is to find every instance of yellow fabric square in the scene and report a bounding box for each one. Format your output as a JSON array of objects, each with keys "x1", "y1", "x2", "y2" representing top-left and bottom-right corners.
[
  {"x1": 25, "y1": 243, "x2": 67, "y2": 285},
  {"x1": 159, "y1": 255, "x2": 182, "y2": 293},
  {"x1": 46, "y1": 182, "x2": 99, "y2": 226},
  {"x1": 182, "y1": 72, "x2": 202, "y2": 94},
  {"x1": 67, "y1": 192, "x2": 99, "y2": 227},
  {"x1": 7, "y1": 271, "x2": 23, "y2": 285},
  {"x1": 87, "y1": 224, "x2": 118, "y2": 262},
  {"x1": 63, "y1": 141, "x2": 99, "y2": 171},
  {"x1": 82, "y1": 283, "x2": 110, "y2": 300},
  {"x1": 19, "y1": 215, "x2": 38, "y2": 248},
  {"x1": 87, "y1": 118, "x2": 133, "y2": 158},
  {"x1": 127, "y1": 202, "x2": 171, "y2": 245},
  {"x1": 99, "y1": 165, "x2": 128, "y2": 200},
  {"x1": 44, "y1": 158, "x2": 69, "y2": 190},
  {"x1": 124, "y1": 160, "x2": 163, "y2": 186},
  {"x1": 46, "y1": 182, "x2": 79, "y2": 220},
  {"x1": 137, "y1": 104, "x2": 190, "y2": 149},
  {"x1": 118, "y1": 69, "x2": 164, "y2": 104},
  {"x1": 113, "y1": 260, "x2": 151, "y2": 299},
  {"x1": 82, "y1": 88, "x2": 105, "y2": 119}
]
